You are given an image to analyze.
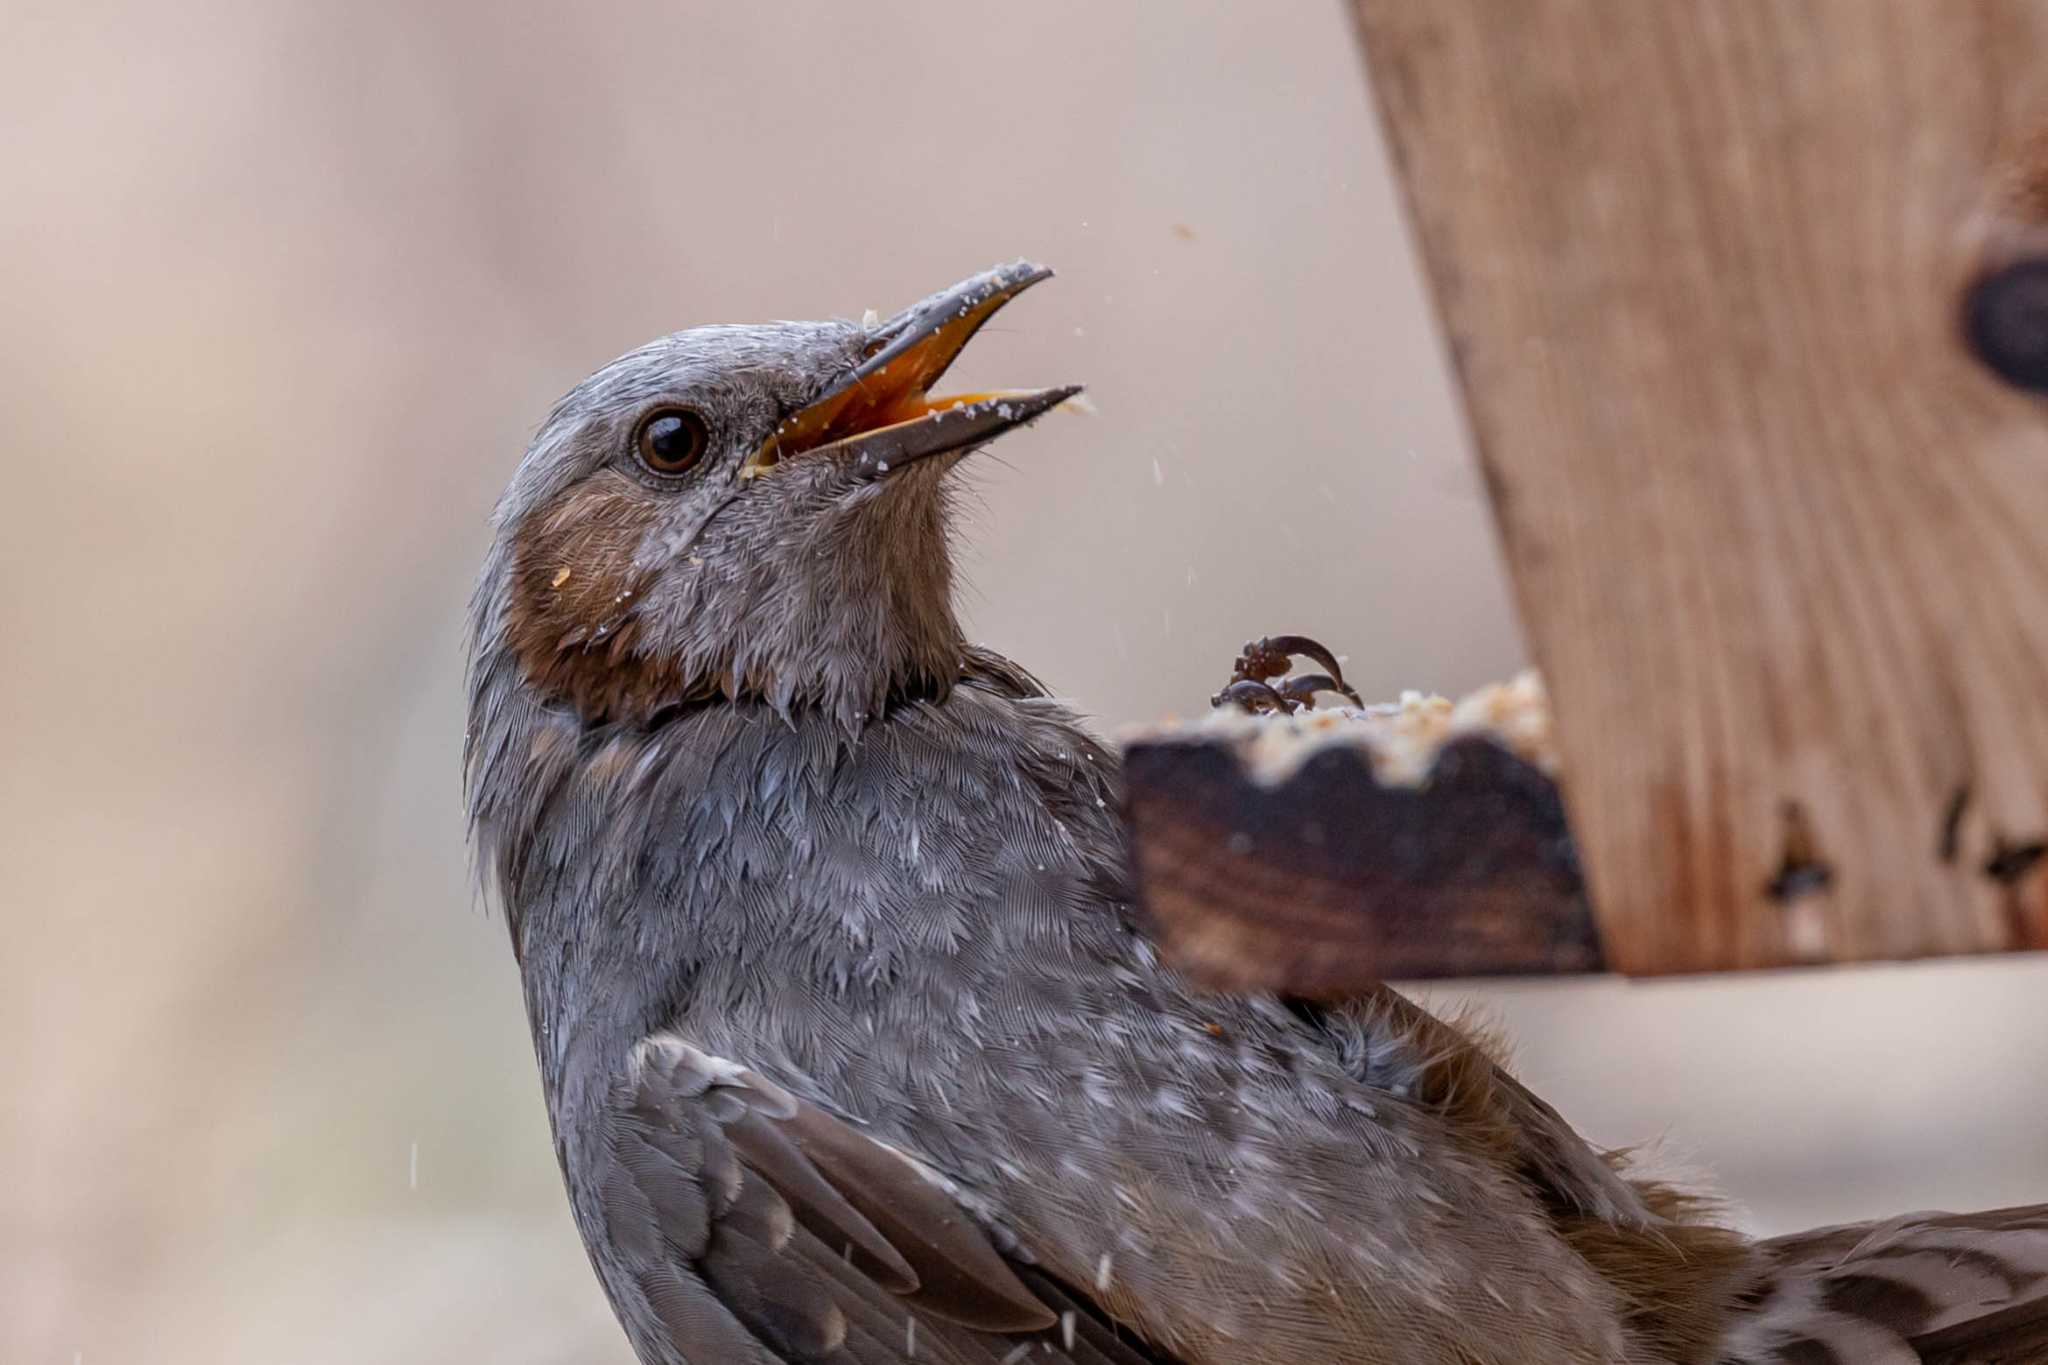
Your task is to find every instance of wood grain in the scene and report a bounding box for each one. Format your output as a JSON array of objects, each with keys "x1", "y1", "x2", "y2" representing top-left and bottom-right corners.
[
  {"x1": 1352, "y1": 1, "x2": 2048, "y2": 972},
  {"x1": 1123, "y1": 735, "x2": 1603, "y2": 994}
]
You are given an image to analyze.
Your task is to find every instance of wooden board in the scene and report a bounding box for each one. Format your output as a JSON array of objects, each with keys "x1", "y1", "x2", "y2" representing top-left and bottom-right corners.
[{"x1": 1352, "y1": 1, "x2": 2048, "y2": 973}]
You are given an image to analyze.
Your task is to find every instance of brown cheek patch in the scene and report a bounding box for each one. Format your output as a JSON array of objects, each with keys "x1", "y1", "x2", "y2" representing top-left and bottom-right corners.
[{"x1": 507, "y1": 475, "x2": 677, "y2": 721}]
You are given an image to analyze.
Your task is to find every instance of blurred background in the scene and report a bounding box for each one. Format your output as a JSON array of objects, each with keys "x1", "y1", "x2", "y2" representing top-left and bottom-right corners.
[{"x1": 6, "y1": 2, "x2": 2044, "y2": 1360}]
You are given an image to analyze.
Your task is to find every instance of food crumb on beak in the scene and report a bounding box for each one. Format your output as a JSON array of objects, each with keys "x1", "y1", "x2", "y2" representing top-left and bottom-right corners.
[{"x1": 861, "y1": 307, "x2": 880, "y2": 329}]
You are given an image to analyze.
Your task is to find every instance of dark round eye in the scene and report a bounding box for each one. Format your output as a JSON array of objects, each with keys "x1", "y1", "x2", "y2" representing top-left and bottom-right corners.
[{"x1": 634, "y1": 408, "x2": 709, "y2": 475}]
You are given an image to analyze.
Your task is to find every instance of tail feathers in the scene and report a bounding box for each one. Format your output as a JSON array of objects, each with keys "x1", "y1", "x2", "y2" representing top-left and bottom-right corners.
[{"x1": 1719, "y1": 1203, "x2": 2048, "y2": 1363}]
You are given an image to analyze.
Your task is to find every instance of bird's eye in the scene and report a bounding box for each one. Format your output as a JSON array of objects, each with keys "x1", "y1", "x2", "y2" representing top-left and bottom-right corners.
[{"x1": 634, "y1": 408, "x2": 709, "y2": 476}]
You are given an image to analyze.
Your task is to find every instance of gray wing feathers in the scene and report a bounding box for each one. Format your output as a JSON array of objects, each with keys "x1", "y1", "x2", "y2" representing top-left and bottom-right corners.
[
  {"x1": 1723, "y1": 1203, "x2": 2048, "y2": 1363},
  {"x1": 604, "y1": 1033, "x2": 1170, "y2": 1365},
  {"x1": 768, "y1": 1096, "x2": 1052, "y2": 1331}
]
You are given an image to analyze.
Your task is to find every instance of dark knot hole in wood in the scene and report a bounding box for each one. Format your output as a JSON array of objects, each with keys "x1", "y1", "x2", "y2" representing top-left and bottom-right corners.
[
  {"x1": 1983, "y1": 835, "x2": 2047, "y2": 886},
  {"x1": 1937, "y1": 783, "x2": 1972, "y2": 864},
  {"x1": 1766, "y1": 801, "x2": 1833, "y2": 903},
  {"x1": 1962, "y1": 257, "x2": 2048, "y2": 394}
]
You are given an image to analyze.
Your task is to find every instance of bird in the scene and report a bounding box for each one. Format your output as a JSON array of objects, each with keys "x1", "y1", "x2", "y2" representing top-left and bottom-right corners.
[{"x1": 465, "y1": 261, "x2": 2048, "y2": 1364}]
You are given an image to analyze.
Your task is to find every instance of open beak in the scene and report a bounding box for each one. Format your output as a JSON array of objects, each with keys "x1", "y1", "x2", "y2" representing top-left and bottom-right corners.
[{"x1": 740, "y1": 260, "x2": 1081, "y2": 480}]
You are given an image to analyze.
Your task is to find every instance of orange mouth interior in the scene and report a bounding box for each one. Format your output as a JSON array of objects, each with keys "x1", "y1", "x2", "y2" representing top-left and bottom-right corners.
[{"x1": 742, "y1": 290, "x2": 1018, "y2": 476}]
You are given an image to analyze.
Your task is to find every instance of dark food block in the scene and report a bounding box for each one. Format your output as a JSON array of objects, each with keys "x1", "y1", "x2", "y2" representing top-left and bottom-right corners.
[{"x1": 1122, "y1": 727, "x2": 1603, "y2": 994}]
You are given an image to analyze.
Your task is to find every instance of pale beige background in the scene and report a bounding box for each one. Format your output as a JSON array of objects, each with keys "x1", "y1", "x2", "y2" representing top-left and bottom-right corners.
[{"x1": 5, "y1": 2, "x2": 2044, "y2": 1361}]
